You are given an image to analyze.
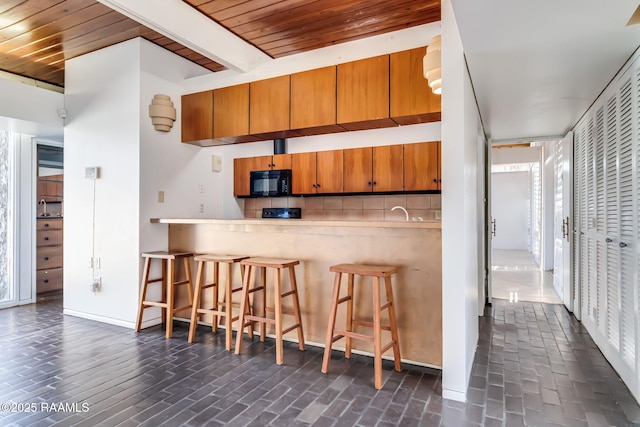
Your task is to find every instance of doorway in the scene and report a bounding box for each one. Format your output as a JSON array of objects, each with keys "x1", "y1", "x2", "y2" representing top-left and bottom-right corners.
[
  {"x1": 489, "y1": 143, "x2": 562, "y2": 304},
  {"x1": 36, "y1": 143, "x2": 63, "y2": 301}
]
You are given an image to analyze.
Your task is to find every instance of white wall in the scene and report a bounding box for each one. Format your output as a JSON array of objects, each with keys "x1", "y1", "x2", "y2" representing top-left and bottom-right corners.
[
  {"x1": 491, "y1": 146, "x2": 540, "y2": 164},
  {"x1": 441, "y1": 0, "x2": 482, "y2": 402},
  {"x1": 541, "y1": 141, "x2": 556, "y2": 270},
  {"x1": 491, "y1": 171, "x2": 529, "y2": 250}
]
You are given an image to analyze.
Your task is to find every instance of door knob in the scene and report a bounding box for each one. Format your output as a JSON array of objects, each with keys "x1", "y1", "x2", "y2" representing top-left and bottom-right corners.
[
  {"x1": 605, "y1": 238, "x2": 613, "y2": 243},
  {"x1": 620, "y1": 242, "x2": 628, "y2": 248}
]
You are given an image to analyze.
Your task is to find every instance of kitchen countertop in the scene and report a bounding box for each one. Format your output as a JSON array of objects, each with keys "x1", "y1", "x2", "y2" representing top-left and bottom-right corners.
[
  {"x1": 150, "y1": 218, "x2": 441, "y2": 229},
  {"x1": 37, "y1": 215, "x2": 63, "y2": 219}
]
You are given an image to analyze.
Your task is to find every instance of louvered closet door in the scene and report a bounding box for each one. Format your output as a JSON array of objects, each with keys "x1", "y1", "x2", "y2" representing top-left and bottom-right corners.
[
  {"x1": 574, "y1": 56, "x2": 640, "y2": 404},
  {"x1": 604, "y1": 95, "x2": 620, "y2": 351},
  {"x1": 573, "y1": 125, "x2": 584, "y2": 321},
  {"x1": 617, "y1": 76, "x2": 635, "y2": 369}
]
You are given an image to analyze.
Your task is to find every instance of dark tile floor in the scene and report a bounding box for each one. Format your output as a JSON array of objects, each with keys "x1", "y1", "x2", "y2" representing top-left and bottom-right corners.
[{"x1": 0, "y1": 296, "x2": 639, "y2": 426}]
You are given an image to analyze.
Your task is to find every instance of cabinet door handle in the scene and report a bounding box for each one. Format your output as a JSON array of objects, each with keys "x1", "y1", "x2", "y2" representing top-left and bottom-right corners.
[
  {"x1": 44, "y1": 237, "x2": 49, "y2": 241},
  {"x1": 44, "y1": 223, "x2": 49, "y2": 228},
  {"x1": 433, "y1": 178, "x2": 437, "y2": 183},
  {"x1": 368, "y1": 181, "x2": 372, "y2": 185},
  {"x1": 44, "y1": 279, "x2": 49, "y2": 283},
  {"x1": 312, "y1": 184, "x2": 317, "y2": 187},
  {"x1": 316, "y1": 183, "x2": 320, "y2": 188},
  {"x1": 372, "y1": 181, "x2": 376, "y2": 185},
  {"x1": 44, "y1": 256, "x2": 49, "y2": 261}
]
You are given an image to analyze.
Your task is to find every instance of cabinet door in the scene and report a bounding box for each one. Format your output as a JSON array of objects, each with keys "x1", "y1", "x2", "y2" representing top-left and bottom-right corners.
[
  {"x1": 234, "y1": 157, "x2": 253, "y2": 197},
  {"x1": 181, "y1": 91, "x2": 213, "y2": 142},
  {"x1": 272, "y1": 154, "x2": 291, "y2": 170},
  {"x1": 316, "y1": 150, "x2": 343, "y2": 194},
  {"x1": 343, "y1": 147, "x2": 373, "y2": 193},
  {"x1": 213, "y1": 84, "x2": 250, "y2": 141},
  {"x1": 291, "y1": 66, "x2": 343, "y2": 135},
  {"x1": 291, "y1": 152, "x2": 317, "y2": 195},
  {"x1": 404, "y1": 142, "x2": 439, "y2": 191},
  {"x1": 390, "y1": 47, "x2": 441, "y2": 125},
  {"x1": 337, "y1": 55, "x2": 394, "y2": 130},
  {"x1": 373, "y1": 145, "x2": 403, "y2": 192},
  {"x1": 250, "y1": 75, "x2": 290, "y2": 135}
]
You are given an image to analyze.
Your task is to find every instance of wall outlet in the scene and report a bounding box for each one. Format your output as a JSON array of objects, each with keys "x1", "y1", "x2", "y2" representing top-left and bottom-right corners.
[
  {"x1": 199, "y1": 203, "x2": 204, "y2": 213},
  {"x1": 158, "y1": 191, "x2": 164, "y2": 203},
  {"x1": 199, "y1": 184, "x2": 205, "y2": 193},
  {"x1": 85, "y1": 166, "x2": 100, "y2": 180},
  {"x1": 435, "y1": 210, "x2": 442, "y2": 220},
  {"x1": 91, "y1": 277, "x2": 101, "y2": 292}
]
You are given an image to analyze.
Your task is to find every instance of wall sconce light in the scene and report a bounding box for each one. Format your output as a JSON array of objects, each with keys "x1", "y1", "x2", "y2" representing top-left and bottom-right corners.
[
  {"x1": 149, "y1": 94, "x2": 176, "y2": 132},
  {"x1": 423, "y1": 35, "x2": 442, "y2": 95}
]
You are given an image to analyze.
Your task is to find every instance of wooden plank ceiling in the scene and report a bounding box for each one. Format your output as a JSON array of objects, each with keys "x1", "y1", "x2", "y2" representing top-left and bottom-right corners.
[{"x1": 0, "y1": 0, "x2": 440, "y2": 88}]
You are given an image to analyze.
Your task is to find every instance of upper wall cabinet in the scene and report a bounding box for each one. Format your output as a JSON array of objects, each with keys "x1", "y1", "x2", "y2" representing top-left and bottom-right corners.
[
  {"x1": 290, "y1": 66, "x2": 345, "y2": 136},
  {"x1": 214, "y1": 84, "x2": 256, "y2": 144},
  {"x1": 337, "y1": 55, "x2": 395, "y2": 131},
  {"x1": 391, "y1": 47, "x2": 441, "y2": 125},
  {"x1": 250, "y1": 75, "x2": 292, "y2": 138},
  {"x1": 181, "y1": 91, "x2": 213, "y2": 143},
  {"x1": 291, "y1": 150, "x2": 343, "y2": 195},
  {"x1": 343, "y1": 145, "x2": 403, "y2": 193},
  {"x1": 404, "y1": 141, "x2": 440, "y2": 191}
]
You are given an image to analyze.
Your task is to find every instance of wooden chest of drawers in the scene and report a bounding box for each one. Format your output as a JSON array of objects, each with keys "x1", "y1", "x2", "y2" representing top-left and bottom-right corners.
[{"x1": 36, "y1": 218, "x2": 63, "y2": 293}]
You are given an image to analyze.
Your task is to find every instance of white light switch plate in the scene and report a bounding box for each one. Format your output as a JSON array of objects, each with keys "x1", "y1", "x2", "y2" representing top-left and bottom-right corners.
[{"x1": 211, "y1": 155, "x2": 222, "y2": 172}]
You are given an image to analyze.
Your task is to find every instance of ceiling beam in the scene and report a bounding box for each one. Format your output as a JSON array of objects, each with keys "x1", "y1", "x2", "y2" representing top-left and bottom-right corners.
[{"x1": 97, "y1": 0, "x2": 271, "y2": 73}]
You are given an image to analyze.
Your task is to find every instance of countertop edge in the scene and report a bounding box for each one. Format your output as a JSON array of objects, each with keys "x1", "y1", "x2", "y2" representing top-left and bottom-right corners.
[{"x1": 150, "y1": 218, "x2": 442, "y2": 229}]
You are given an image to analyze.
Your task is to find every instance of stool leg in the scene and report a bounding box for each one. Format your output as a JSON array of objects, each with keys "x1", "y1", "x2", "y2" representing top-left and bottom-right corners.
[
  {"x1": 235, "y1": 265, "x2": 252, "y2": 355},
  {"x1": 184, "y1": 256, "x2": 194, "y2": 305},
  {"x1": 161, "y1": 259, "x2": 167, "y2": 325},
  {"x1": 321, "y1": 272, "x2": 342, "y2": 374},
  {"x1": 188, "y1": 260, "x2": 205, "y2": 343},
  {"x1": 288, "y1": 265, "x2": 305, "y2": 350},
  {"x1": 135, "y1": 257, "x2": 152, "y2": 332},
  {"x1": 224, "y1": 262, "x2": 233, "y2": 350},
  {"x1": 385, "y1": 276, "x2": 402, "y2": 372},
  {"x1": 212, "y1": 261, "x2": 219, "y2": 333},
  {"x1": 345, "y1": 273, "x2": 354, "y2": 359},
  {"x1": 259, "y1": 266, "x2": 266, "y2": 342},
  {"x1": 242, "y1": 264, "x2": 254, "y2": 340},
  {"x1": 274, "y1": 267, "x2": 284, "y2": 365},
  {"x1": 372, "y1": 276, "x2": 383, "y2": 389},
  {"x1": 166, "y1": 259, "x2": 175, "y2": 339}
]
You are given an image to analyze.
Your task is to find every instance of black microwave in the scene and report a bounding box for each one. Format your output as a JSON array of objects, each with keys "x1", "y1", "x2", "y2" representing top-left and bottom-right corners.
[{"x1": 250, "y1": 169, "x2": 292, "y2": 197}]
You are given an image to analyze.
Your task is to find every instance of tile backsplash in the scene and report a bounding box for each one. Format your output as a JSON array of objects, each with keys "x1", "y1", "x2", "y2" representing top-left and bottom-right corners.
[{"x1": 244, "y1": 194, "x2": 441, "y2": 222}]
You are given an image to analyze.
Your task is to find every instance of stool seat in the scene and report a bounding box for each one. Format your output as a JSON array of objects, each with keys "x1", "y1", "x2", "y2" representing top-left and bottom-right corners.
[
  {"x1": 188, "y1": 254, "x2": 251, "y2": 350},
  {"x1": 241, "y1": 258, "x2": 300, "y2": 268},
  {"x1": 235, "y1": 257, "x2": 305, "y2": 364},
  {"x1": 329, "y1": 264, "x2": 397, "y2": 276},
  {"x1": 194, "y1": 254, "x2": 248, "y2": 263},
  {"x1": 322, "y1": 263, "x2": 401, "y2": 389},
  {"x1": 136, "y1": 251, "x2": 194, "y2": 339},
  {"x1": 142, "y1": 251, "x2": 193, "y2": 260}
]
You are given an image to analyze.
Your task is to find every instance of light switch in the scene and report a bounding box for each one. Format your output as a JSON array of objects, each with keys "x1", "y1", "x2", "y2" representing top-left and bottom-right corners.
[
  {"x1": 212, "y1": 155, "x2": 222, "y2": 172},
  {"x1": 158, "y1": 191, "x2": 164, "y2": 203}
]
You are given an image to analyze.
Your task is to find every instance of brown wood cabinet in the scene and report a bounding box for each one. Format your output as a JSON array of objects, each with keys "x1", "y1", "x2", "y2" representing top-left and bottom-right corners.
[
  {"x1": 181, "y1": 91, "x2": 213, "y2": 143},
  {"x1": 337, "y1": 55, "x2": 395, "y2": 131},
  {"x1": 214, "y1": 84, "x2": 256, "y2": 143},
  {"x1": 290, "y1": 66, "x2": 344, "y2": 135},
  {"x1": 404, "y1": 141, "x2": 440, "y2": 191},
  {"x1": 233, "y1": 154, "x2": 292, "y2": 196},
  {"x1": 250, "y1": 75, "x2": 291, "y2": 137},
  {"x1": 343, "y1": 145, "x2": 403, "y2": 193},
  {"x1": 291, "y1": 150, "x2": 343, "y2": 195},
  {"x1": 36, "y1": 218, "x2": 63, "y2": 294},
  {"x1": 38, "y1": 174, "x2": 63, "y2": 202},
  {"x1": 390, "y1": 47, "x2": 441, "y2": 125}
]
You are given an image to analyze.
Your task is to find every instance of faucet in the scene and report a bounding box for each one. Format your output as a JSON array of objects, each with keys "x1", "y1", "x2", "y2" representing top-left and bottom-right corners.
[
  {"x1": 39, "y1": 199, "x2": 48, "y2": 216},
  {"x1": 391, "y1": 205, "x2": 409, "y2": 221}
]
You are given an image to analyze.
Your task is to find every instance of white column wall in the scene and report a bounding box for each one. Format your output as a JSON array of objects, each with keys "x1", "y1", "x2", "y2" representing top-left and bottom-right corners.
[
  {"x1": 542, "y1": 141, "x2": 556, "y2": 270},
  {"x1": 63, "y1": 41, "x2": 143, "y2": 326},
  {"x1": 441, "y1": 0, "x2": 482, "y2": 402}
]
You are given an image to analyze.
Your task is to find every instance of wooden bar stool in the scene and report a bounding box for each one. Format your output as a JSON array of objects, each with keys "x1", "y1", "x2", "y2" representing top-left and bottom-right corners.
[
  {"x1": 135, "y1": 251, "x2": 194, "y2": 339},
  {"x1": 321, "y1": 263, "x2": 401, "y2": 389},
  {"x1": 188, "y1": 254, "x2": 251, "y2": 350},
  {"x1": 235, "y1": 257, "x2": 305, "y2": 365}
]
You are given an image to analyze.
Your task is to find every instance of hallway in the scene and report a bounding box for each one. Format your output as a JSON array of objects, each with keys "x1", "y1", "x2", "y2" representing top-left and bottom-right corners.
[
  {"x1": 1, "y1": 297, "x2": 639, "y2": 426},
  {"x1": 491, "y1": 249, "x2": 563, "y2": 305}
]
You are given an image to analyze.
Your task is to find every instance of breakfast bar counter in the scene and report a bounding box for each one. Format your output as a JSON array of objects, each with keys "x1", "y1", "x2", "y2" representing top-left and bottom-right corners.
[{"x1": 151, "y1": 218, "x2": 442, "y2": 367}]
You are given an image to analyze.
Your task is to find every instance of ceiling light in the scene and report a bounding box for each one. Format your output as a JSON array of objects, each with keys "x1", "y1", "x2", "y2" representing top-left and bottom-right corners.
[{"x1": 423, "y1": 35, "x2": 441, "y2": 95}]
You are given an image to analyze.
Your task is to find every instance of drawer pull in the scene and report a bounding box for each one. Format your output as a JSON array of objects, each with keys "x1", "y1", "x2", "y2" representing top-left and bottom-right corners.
[
  {"x1": 44, "y1": 279, "x2": 49, "y2": 283},
  {"x1": 44, "y1": 256, "x2": 49, "y2": 261},
  {"x1": 44, "y1": 224, "x2": 50, "y2": 228},
  {"x1": 44, "y1": 237, "x2": 49, "y2": 241}
]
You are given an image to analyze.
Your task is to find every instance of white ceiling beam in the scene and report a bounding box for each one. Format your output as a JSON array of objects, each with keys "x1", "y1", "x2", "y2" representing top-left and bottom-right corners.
[{"x1": 97, "y1": 0, "x2": 271, "y2": 73}]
